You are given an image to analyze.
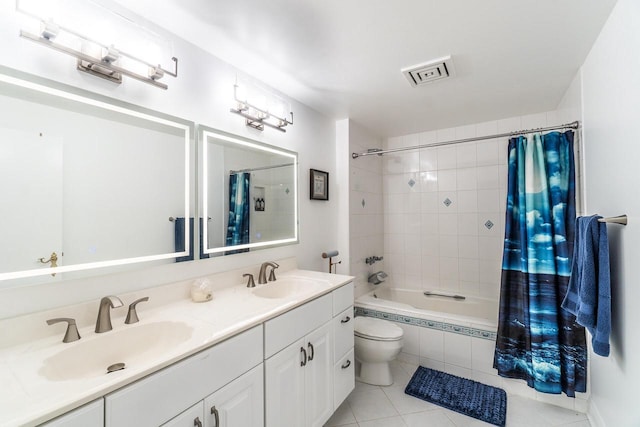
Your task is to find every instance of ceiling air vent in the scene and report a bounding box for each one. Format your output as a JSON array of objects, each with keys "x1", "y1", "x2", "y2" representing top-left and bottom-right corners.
[{"x1": 401, "y1": 55, "x2": 455, "y2": 87}]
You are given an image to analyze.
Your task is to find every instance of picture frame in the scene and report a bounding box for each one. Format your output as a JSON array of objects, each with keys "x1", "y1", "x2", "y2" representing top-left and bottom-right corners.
[{"x1": 310, "y1": 169, "x2": 329, "y2": 200}]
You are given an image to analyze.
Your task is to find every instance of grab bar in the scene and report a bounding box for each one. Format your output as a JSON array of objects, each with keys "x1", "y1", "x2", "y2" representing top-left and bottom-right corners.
[{"x1": 423, "y1": 291, "x2": 466, "y2": 300}]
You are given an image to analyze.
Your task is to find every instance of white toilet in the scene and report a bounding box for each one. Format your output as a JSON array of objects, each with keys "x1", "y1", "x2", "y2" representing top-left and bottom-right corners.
[{"x1": 354, "y1": 316, "x2": 404, "y2": 386}]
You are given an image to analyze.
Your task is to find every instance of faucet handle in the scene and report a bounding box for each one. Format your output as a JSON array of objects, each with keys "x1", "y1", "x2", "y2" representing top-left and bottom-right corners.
[
  {"x1": 268, "y1": 263, "x2": 279, "y2": 281},
  {"x1": 243, "y1": 273, "x2": 256, "y2": 288},
  {"x1": 125, "y1": 297, "x2": 149, "y2": 324},
  {"x1": 47, "y1": 318, "x2": 81, "y2": 343}
]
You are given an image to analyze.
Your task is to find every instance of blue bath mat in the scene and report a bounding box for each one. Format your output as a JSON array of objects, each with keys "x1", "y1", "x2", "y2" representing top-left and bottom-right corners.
[{"x1": 405, "y1": 366, "x2": 507, "y2": 427}]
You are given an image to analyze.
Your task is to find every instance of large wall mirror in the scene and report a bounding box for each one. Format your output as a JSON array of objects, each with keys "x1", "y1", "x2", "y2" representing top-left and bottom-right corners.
[
  {"x1": 0, "y1": 67, "x2": 194, "y2": 287},
  {"x1": 201, "y1": 127, "x2": 298, "y2": 256}
]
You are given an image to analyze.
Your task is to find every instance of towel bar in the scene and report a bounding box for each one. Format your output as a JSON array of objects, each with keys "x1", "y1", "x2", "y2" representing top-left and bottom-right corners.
[{"x1": 597, "y1": 215, "x2": 627, "y2": 225}]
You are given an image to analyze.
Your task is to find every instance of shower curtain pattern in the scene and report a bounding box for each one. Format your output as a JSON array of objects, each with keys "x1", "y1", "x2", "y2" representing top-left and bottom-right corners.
[
  {"x1": 494, "y1": 131, "x2": 587, "y2": 397},
  {"x1": 226, "y1": 172, "x2": 251, "y2": 251}
]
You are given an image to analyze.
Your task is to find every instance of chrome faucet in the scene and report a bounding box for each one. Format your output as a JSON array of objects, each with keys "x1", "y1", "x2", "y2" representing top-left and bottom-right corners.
[
  {"x1": 95, "y1": 295, "x2": 123, "y2": 333},
  {"x1": 258, "y1": 261, "x2": 279, "y2": 284}
]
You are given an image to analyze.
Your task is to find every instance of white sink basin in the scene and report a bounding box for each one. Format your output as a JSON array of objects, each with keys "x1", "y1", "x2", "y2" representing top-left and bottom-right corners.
[
  {"x1": 252, "y1": 277, "x2": 328, "y2": 299},
  {"x1": 39, "y1": 321, "x2": 193, "y2": 381}
]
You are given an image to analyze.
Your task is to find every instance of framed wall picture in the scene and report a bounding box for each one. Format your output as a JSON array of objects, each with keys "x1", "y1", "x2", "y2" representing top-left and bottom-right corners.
[{"x1": 310, "y1": 169, "x2": 329, "y2": 200}]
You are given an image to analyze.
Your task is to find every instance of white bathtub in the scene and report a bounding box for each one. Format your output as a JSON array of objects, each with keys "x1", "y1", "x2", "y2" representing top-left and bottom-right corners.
[{"x1": 356, "y1": 288, "x2": 498, "y2": 328}]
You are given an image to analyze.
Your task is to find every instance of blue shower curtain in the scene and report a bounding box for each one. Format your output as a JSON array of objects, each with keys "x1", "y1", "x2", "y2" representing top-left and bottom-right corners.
[
  {"x1": 225, "y1": 172, "x2": 251, "y2": 253},
  {"x1": 493, "y1": 131, "x2": 587, "y2": 397}
]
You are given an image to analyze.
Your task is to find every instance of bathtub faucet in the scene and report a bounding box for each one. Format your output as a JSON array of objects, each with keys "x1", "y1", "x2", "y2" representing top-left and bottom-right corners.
[{"x1": 368, "y1": 271, "x2": 388, "y2": 285}]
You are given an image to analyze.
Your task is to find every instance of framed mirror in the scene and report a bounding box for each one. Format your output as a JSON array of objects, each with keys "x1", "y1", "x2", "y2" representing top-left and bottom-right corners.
[
  {"x1": 200, "y1": 127, "x2": 298, "y2": 256},
  {"x1": 0, "y1": 67, "x2": 194, "y2": 286}
]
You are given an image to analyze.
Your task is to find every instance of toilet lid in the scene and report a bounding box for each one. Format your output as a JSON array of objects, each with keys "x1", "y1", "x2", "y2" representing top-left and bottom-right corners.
[{"x1": 354, "y1": 317, "x2": 403, "y2": 340}]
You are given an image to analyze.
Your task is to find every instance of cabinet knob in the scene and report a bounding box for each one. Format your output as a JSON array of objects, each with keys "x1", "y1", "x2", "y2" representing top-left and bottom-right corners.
[
  {"x1": 341, "y1": 359, "x2": 351, "y2": 369},
  {"x1": 300, "y1": 346, "x2": 307, "y2": 366},
  {"x1": 210, "y1": 406, "x2": 219, "y2": 427},
  {"x1": 194, "y1": 416, "x2": 202, "y2": 427},
  {"x1": 307, "y1": 342, "x2": 315, "y2": 361},
  {"x1": 341, "y1": 316, "x2": 351, "y2": 324}
]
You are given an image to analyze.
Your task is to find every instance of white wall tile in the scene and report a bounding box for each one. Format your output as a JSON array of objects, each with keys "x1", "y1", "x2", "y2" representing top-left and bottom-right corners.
[
  {"x1": 458, "y1": 258, "x2": 479, "y2": 282},
  {"x1": 437, "y1": 191, "x2": 457, "y2": 213},
  {"x1": 457, "y1": 190, "x2": 478, "y2": 213},
  {"x1": 421, "y1": 255, "x2": 439, "y2": 280},
  {"x1": 478, "y1": 236, "x2": 503, "y2": 260},
  {"x1": 520, "y1": 112, "x2": 548, "y2": 129},
  {"x1": 475, "y1": 120, "x2": 498, "y2": 137},
  {"x1": 477, "y1": 189, "x2": 500, "y2": 212},
  {"x1": 421, "y1": 237, "x2": 439, "y2": 257},
  {"x1": 419, "y1": 328, "x2": 444, "y2": 361},
  {"x1": 457, "y1": 213, "x2": 479, "y2": 236},
  {"x1": 439, "y1": 257, "x2": 459, "y2": 282},
  {"x1": 436, "y1": 127, "x2": 456, "y2": 143},
  {"x1": 456, "y1": 144, "x2": 477, "y2": 168},
  {"x1": 421, "y1": 213, "x2": 439, "y2": 236},
  {"x1": 471, "y1": 337, "x2": 496, "y2": 374},
  {"x1": 421, "y1": 192, "x2": 439, "y2": 213},
  {"x1": 436, "y1": 146, "x2": 457, "y2": 169},
  {"x1": 397, "y1": 323, "x2": 420, "y2": 356},
  {"x1": 476, "y1": 165, "x2": 500, "y2": 189},
  {"x1": 437, "y1": 169, "x2": 457, "y2": 191},
  {"x1": 444, "y1": 333, "x2": 472, "y2": 368},
  {"x1": 476, "y1": 139, "x2": 500, "y2": 166},
  {"x1": 419, "y1": 148, "x2": 438, "y2": 172},
  {"x1": 456, "y1": 167, "x2": 477, "y2": 190},
  {"x1": 419, "y1": 171, "x2": 438, "y2": 192},
  {"x1": 458, "y1": 236, "x2": 479, "y2": 259},
  {"x1": 438, "y1": 236, "x2": 458, "y2": 258},
  {"x1": 497, "y1": 116, "x2": 522, "y2": 133},
  {"x1": 437, "y1": 214, "x2": 458, "y2": 235}
]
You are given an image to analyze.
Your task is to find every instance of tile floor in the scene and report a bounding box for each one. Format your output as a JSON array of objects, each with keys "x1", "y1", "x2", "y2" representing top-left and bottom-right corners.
[{"x1": 325, "y1": 361, "x2": 590, "y2": 427}]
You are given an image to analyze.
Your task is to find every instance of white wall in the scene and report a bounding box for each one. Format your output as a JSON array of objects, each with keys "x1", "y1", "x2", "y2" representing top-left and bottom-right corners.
[
  {"x1": 346, "y1": 120, "x2": 384, "y2": 297},
  {"x1": 578, "y1": 0, "x2": 640, "y2": 425},
  {"x1": 0, "y1": 3, "x2": 342, "y2": 318}
]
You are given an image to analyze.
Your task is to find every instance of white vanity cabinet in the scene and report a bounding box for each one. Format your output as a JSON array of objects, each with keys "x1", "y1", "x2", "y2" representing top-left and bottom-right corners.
[
  {"x1": 264, "y1": 282, "x2": 354, "y2": 427},
  {"x1": 203, "y1": 364, "x2": 264, "y2": 427},
  {"x1": 160, "y1": 402, "x2": 204, "y2": 427},
  {"x1": 331, "y1": 283, "x2": 355, "y2": 409},
  {"x1": 39, "y1": 399, "x2": 104, "y2": 427},
  {"x1": 160, "y1": 365, "x2": 264, "y2": 427},
  {"x1": 104, "y1": 325, "x2": 263, "y2": 427}
]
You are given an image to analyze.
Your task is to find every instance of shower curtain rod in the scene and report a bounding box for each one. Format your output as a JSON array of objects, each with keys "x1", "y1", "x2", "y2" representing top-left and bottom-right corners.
[
  {"x1": 230, "y1": 162, "x2": 294, "y2": 174},
  {"x1": 351, "y1": 120, "x2": 580, "y2": 159}
]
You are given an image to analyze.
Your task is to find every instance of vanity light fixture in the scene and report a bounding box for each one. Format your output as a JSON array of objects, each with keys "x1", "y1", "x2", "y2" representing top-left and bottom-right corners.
[
  {"x1": 230, "y1": 82, "x2": 294, "y2": 132},
  {"x1": 19, "y1": 19, "x2": 178, "y2": 90}
]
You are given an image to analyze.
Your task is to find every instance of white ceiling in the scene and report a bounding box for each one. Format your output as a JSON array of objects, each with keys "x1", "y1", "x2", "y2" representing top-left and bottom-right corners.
[{"x1": 116, "y1": 0, "x2": 617, "y2": 137}]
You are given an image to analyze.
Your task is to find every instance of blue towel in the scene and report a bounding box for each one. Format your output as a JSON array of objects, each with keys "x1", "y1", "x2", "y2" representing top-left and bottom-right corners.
[
  {"x1": 561, "y1": 215, "x2": 611, "y2": 356},
  {"x1": 174, "y1": 217, "x2": 210, "y2": 262}
]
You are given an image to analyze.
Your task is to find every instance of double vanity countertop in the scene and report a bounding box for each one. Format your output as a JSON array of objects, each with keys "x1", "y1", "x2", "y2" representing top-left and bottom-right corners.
[{"x1": 0, "y1": 269, "x2": 353, "y2": 427}]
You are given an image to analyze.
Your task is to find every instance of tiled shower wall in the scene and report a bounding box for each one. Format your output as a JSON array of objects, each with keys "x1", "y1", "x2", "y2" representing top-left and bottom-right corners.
[
  {"x1": 382, "y1": 111, "x2": 565, "y2": 300},
  {"x1": 347, "y1": 121, "x2": 385, "y2": 298}
]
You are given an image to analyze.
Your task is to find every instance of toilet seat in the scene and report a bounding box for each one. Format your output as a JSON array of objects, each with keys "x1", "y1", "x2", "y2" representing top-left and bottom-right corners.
[{"x1": 354, "y1": 317, "x2": 403, "y2": 341}]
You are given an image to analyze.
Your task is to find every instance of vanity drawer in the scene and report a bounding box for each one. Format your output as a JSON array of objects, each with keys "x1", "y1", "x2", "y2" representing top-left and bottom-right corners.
[
  {"x1": 333, "y1": 348, "x2": 355, "y2": 409},
  {"x1": 105, "y1": 325, "x2": 262, "y2": 427},
  {"x1": 264, "y1": 293, "x2": 332, "y2": 358},
  {"x1": 333, "y1": 306, "x2": 354, "y2": 360},
  {"x1": 41, "y1": 399, "x2": 104, "y2": 427},
  {"x1": 332, "y1": 282, "x2": 354, "y2": 315}
]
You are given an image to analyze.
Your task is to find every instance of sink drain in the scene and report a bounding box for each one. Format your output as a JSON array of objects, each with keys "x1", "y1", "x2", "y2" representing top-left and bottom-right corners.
[{"x1": 107, "y1": 362, "x2": 126, "y2": 373}]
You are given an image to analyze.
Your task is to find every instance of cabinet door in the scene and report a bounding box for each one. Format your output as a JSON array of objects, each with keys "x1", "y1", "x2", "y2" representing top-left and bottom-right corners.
[
  {"x1": 161, "y1": 402, "x2": 204, "y2": 427},
  {"x1": 265, "y1": 338, "x2": 306, "y2": 427},
  {"x1": 334, "y1": 348, "x2": 355, "y2": 409},
  {"x1": 40, "y1": 399, "x2": 104, "y2": 427},
  {"x1": 204, "y1": 364, "x2": 263, "y2": 427},
  {"x1": 305, "y1": 322, "x2": 334, "y2": 427},
  {"x1": 333, "y1": 306, "x2": 354, "y2": 361}
]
